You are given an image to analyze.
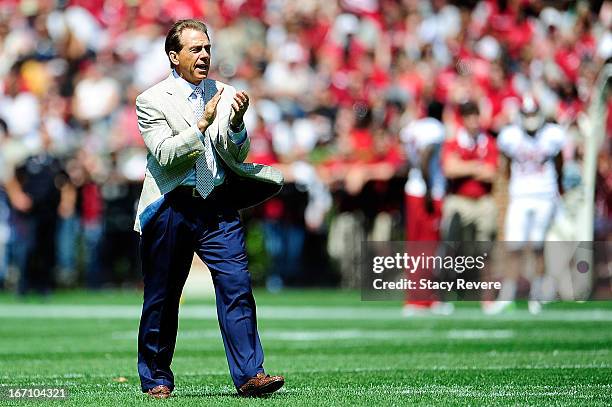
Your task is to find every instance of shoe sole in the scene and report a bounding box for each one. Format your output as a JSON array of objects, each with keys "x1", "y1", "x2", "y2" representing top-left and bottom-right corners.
[
  {"x1": 147, "y1": 391, "x2": 171, "y2": 399},
  {"x1": 148, "y1": 393, "x2": 171, "y2": 399},
  {"x1": 258, "y1": 379, "x2": 284, "y2": 395},
  {"x1": 239, "y1": 379, "x2": 284, "y2": 397}
]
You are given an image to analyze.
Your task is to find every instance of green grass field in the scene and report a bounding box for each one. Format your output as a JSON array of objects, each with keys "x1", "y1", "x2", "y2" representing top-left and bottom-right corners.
[{"x1": 0, "y1": 290, "x2": 611, "y2": 406}]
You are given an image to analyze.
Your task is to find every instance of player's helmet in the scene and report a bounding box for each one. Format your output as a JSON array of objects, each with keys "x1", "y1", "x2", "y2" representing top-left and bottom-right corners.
[{"x1": 520, "y1": 96, "x2": 544, "y2": 132}]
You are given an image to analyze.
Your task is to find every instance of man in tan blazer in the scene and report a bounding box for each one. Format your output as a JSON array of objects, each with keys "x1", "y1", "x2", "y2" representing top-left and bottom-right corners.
[{"x1": 135, "y1": 19, "x2": 284, "y2": 399}]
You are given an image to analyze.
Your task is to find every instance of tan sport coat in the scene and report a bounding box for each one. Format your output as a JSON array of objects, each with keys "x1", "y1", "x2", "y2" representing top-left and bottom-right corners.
[{"x1": 133, "y1": 73, "x2": 283, "y2": 233}]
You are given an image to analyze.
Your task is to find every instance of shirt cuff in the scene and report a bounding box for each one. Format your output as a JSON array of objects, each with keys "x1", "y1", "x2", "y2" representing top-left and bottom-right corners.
[{"x1": 228, "y1": 122, "x2": 247, "y2": 145}]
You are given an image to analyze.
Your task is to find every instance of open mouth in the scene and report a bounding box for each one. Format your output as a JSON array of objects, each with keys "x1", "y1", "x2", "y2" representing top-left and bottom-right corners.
[{"x1": 195, "y1": 63, "x2": 209, "y2": 73}]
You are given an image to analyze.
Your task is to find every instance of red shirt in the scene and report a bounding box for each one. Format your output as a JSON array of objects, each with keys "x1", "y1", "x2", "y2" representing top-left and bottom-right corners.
[
  {"x1": 442, "y1": 130, "x2": 498, "y2": 199},
  {"x1": 350, "y1": 127, "x2": 375, "y2": 162},
  {"x1": 555, "y1": 47, "x2": 581, "y2": 83},
  {"x1": 81, "y1": 182, "x2": 102, "y2": 224}
]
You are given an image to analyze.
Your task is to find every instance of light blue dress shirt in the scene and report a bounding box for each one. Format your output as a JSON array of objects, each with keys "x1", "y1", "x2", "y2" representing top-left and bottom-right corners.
[{"x1": 171, "y1": 70, "x2": 247, "y2": 187}]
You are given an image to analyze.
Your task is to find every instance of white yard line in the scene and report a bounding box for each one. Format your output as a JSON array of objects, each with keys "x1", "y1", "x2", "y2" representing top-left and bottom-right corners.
[
  {"x1": 1, "y1": 365, "x2": 611, "y2": 382},
  {"x1": 0, "y1": 304, "x2": 611, "y2": 321},
  {"x1": 398, "y1": 383, "x2": 612, "y2": 398},
  {"x1": 108, "y1": 328, "x2": 514, "y2": 341}
]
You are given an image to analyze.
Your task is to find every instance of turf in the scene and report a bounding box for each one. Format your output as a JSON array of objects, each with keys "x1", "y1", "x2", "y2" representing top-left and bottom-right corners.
[{"x1": 0, "y1": 290, "x2": 610, "y2": 406}]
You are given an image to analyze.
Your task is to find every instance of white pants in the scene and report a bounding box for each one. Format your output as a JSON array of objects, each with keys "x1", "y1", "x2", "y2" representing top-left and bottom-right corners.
[{"x1": 504, "y1": 197, "x2": 557, "y2": 248}]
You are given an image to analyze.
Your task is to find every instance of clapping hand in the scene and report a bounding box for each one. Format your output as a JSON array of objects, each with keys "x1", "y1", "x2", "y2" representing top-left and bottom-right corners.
[
  {"x1": 230, "y1": 91, "x2": 249, "y2": 130},
  {"x1": 198, "y1": 88, "x2": 224, "y2": 132}
]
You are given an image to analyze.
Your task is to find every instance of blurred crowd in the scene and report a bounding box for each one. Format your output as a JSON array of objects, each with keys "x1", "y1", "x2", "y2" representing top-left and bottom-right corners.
[{"x1": 0, "y1": 0, "x2": 611, "y2": 295}]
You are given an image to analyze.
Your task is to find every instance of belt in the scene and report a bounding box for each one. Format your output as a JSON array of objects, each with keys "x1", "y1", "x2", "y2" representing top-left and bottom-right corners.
[
  {"x1": 172, "y1": 183, "x2": 231, "y2": 202},
  {"x1": 173, "y1": 186, "x2": 204, "y2": 199}
]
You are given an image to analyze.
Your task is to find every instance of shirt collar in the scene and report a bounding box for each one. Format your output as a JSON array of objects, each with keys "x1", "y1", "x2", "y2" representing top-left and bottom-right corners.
[
  {"x1": 457, "y1": 128, "x2": 488, "y2": 149},
  {"x1": 172, "y1": 69, "x2": 203, "y2": 100}
]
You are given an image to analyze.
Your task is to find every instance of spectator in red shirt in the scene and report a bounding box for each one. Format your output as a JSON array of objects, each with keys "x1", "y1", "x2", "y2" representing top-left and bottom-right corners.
[{"x1": 441, "y1": 101, "x2": 498, "y2": 241}]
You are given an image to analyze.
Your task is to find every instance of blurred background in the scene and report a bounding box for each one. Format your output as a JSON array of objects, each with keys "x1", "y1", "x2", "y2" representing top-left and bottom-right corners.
[{"x1": 0, "y1": 0, "x2": 610, "y2": 298}]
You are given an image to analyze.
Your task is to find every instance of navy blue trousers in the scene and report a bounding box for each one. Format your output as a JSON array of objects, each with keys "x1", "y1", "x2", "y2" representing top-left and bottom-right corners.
[{"x1": 137, "y1": 187, "x2": 264, "y2": 392}]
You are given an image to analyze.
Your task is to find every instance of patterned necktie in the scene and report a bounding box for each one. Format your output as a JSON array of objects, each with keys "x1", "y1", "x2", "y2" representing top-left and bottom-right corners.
[{"x1": 193, "y1": 86, "x2": 214, "y2": 198}]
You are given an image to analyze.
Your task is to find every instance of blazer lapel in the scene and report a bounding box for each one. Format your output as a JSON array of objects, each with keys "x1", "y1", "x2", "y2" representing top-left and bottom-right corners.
[{"x1": 162, "y1": 74, "x2": 196, "y2": 126}]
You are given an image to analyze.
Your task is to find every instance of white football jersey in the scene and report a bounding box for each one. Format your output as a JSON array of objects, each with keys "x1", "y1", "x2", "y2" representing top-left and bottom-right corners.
[
  {"x1": 498, "y1": 123, "x2": 566, "y2": 199},
  {"x1": 400, "y1": 117, "x2": 446, "y2": 199}
]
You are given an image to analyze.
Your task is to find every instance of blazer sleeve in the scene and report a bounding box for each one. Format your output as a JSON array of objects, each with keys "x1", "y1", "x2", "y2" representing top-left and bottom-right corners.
[
  {"x1": 136, "y1": 93, "x2": 205, "y2": 168},
  {"x1": 226, "y1": 128, "x2": 250, "y2": 163},
  {"x1": 223, "y1": 86, "x2": 250, "y2": 163}
]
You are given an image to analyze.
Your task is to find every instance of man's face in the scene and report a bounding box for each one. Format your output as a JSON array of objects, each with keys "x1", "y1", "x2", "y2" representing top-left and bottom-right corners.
[
  {"x1": 172, "y1": 29, "x2": 211, "y2": 85},
  {"x1": 522, "y1": 111, "x2": 543, "y2": 133},
  {"x1": 463, "y1": 113, "x2": 480, "y2": 136}
]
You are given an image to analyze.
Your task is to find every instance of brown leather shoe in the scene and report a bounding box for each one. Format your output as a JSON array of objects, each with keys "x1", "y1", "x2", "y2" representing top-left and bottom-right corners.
[
  {"x1": 147, "y1": 385, "x2": 172, "y2": 399},
  {"x1": 237, "y1": 372, "x2": 284, "y2": 397}
]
